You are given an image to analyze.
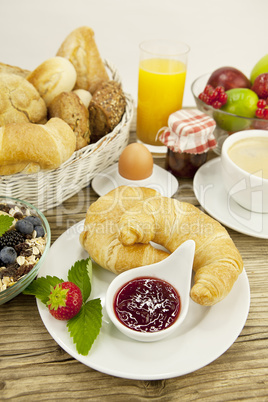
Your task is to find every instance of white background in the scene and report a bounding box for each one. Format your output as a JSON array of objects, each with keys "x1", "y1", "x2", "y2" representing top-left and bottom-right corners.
[{"x1": 1, "y1": 0, "x2": 267, "y2": 106}]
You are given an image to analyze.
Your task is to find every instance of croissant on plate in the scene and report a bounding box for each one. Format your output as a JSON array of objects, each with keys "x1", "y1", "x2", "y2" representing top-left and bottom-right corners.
[{"x1": 80, "y1": 186, "x2": 243, "y2": 306}]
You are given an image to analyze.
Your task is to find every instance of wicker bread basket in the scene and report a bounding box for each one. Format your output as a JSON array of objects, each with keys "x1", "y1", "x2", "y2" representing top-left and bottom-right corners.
[{"x1": 0, "y1": 60, "x2": 134, "y2": 211}]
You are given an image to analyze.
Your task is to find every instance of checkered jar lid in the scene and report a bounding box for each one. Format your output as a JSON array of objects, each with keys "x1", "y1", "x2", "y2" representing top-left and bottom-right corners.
[{"x1": 158, "y1": 109, "x2": 217, "y2": 154}]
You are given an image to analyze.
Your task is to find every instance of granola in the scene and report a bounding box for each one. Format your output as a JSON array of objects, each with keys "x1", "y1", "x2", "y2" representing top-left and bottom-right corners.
[{"x1": 0, "y1": 202, "x2": 47, "y2": 292}]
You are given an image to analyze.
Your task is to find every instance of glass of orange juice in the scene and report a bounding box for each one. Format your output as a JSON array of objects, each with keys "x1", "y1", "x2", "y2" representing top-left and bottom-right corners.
[{"x1": 136, "y1": 40, "x2": 190, "y2": 154}]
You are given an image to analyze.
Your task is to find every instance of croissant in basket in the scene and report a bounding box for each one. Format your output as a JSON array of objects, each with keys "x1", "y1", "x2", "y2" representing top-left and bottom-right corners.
[{"x1": 80, "y1": 186, "x2": 243, "y2": 306}]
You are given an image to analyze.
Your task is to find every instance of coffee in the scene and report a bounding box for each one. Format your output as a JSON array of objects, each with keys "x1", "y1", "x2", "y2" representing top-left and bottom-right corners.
[{"x1": 227, "y1": 137, "x2": 268, "y2": 179}]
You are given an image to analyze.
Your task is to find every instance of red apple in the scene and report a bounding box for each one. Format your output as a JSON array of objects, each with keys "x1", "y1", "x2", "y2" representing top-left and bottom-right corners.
[
  {"x1": 251, "y1": 73, "x2": 268, "y2": 99},
  {"x1": 207, "y1": 67, "x2": 251, "y2": 90}
]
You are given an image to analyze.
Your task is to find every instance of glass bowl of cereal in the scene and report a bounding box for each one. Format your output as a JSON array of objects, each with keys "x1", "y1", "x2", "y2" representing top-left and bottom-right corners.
[{"x1": 0, "y1": 197, "x2": 51, "y2": 304}]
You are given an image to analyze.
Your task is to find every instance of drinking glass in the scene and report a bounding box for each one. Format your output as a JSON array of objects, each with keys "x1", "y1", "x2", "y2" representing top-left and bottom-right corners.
[{"x1": 136, "y1": 39, "x2": 190, "y2": 154}]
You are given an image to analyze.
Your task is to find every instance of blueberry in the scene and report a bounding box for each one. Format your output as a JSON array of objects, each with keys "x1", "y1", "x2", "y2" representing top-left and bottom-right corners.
[
  {"x1": 15, "y1": 218, "x2": 34, "y2": 235},
  {"x1": 0, "y1": 246, "x2": 17, "y2": 264},
  {"x1": 34, "y1": 225, "x2": 45, "y2": 238},
  {"x1": 24, "y1": 215, "x2": 42, "y2": 227}
]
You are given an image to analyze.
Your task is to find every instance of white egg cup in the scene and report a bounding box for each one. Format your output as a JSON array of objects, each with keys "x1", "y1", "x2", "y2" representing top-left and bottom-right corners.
[{"x1": 91, "y1": 163, "x2": 179, "y2": 197}]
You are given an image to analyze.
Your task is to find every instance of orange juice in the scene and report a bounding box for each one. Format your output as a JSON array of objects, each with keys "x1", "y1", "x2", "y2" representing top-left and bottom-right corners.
[{"x1": 137, "y1": 58, "x2": 186, "y2": 146}]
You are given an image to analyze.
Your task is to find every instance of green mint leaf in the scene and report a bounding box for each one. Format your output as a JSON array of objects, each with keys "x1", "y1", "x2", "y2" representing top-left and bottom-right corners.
[
  {"x1": 67, "y1": 298, "x2": 102, "y2": 356},
  {"x1": 0, "y1": 214, "x2": 14, "y2": 236},
  {"x1": 67, "y1": 258, "x2": 92, "y2": 303},
  {"x1": 23, "y1": 276, "x2": 63, "y2": 304}
]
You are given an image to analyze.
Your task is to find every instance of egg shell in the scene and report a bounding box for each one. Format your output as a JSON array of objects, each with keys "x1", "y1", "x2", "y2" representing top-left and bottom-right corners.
[{"x1": 118, "y1": 143, "x2": 153, "y2": 180}]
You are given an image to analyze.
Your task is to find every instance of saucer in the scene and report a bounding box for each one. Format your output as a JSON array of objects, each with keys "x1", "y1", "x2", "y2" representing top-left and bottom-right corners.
[
  {"x1": 91, "y1": 163, "x2": 178, "y2": 197},
  {"x1": 193, "y1": 157, "x2": 268, "y2": 239}
]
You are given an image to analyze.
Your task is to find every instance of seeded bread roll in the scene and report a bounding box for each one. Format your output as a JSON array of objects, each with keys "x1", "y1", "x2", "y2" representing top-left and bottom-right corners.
[
  {"x1": 0, "y1": 117, "x2": 76, "y2": 175},
  {"x1": 56, "y1": 26, "x2": 109, "y2": 94},
  {"x1": 27, "y1": 57, "x2": 77, "y2": 106},
  {"x1": 48, "y1": 91, "x2": 91, "y2": 150},
  {"x1": 0, "y1": 73, "x2": 47, "y2": 126},
  {"x1": 88, "y1": 80, "x2": 126, "y2": 143}
]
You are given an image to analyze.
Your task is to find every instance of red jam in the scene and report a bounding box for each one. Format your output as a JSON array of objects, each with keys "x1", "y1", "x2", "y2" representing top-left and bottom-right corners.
[{"x1": 113, "y1": 277, "x2": 181, "y2": 333}]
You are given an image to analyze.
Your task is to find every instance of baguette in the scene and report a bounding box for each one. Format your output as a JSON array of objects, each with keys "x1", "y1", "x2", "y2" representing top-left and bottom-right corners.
[
  {"x1": 80, "y1": 186, "x2": 243, "y2": 306},
  {"x1": 0, "y1": 117, "x2": 76, "y2": 175}
]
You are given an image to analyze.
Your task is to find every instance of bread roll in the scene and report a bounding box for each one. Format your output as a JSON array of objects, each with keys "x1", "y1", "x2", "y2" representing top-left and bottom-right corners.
[
  {"x1": 88, "y1": 80, "x2": 126, "y2": 143},
  {"x1": 80, "y1": 186, "x2": 243, "y2": 306},
  {"x1": 56, "y1": 26, "x2": 109, "y2": 94},
  {"x1": 48, "y1": 91, "x2": 90, "y2": 150},
  {"x1": 0, "y1": 62, "x2": 30, "y2": 78},
  {"x1": 73, "y1": 89, "x2": 92, "y2": 108},
  {"x1": 27, "y1": 57, "x2": 77, "y2": 106},
  {"x1": 0, "y1": 73, "x2": 47, "y2": 126},
  {"x1": 0, "y1": 117, "x2": 76, "y2": 175}
]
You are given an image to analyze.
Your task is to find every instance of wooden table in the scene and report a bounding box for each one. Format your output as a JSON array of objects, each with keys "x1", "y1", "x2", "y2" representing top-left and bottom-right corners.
[{"x1": 1, "y1": 121, "x2": 268, "y2": 401}]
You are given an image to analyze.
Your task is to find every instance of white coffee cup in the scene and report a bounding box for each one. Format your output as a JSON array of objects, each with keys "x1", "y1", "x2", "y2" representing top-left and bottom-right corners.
[{"x1": 221, "y1": 130, "x2": 268, "y2": 214}]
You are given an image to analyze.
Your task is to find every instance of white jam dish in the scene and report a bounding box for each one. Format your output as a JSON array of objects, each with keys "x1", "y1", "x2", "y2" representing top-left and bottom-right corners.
[{"x1": 105, "y1": 240, "x2": 195, "y2": 342}]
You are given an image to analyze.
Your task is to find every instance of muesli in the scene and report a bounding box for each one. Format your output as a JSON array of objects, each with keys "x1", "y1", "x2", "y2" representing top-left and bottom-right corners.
[{"x1": 0, "y1": 202, "x2": 47, "y2": 292}]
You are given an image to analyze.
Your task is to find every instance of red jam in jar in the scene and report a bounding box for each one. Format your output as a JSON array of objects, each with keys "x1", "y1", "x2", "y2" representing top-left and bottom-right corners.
[
  {"x1": 113, "y1": 277, "x2": 181, "y2": 333},
  {"x1": 165, "y1": 148, "x2": 208, "y2": 179}
]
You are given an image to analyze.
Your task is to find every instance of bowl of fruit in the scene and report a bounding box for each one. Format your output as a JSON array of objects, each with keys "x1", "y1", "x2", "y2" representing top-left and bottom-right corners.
[
  {"x1": 0, "y1": 197, "x2": 51, "y2": 305},
  {"x1": 191, "y1": 54, "x2": 268, "y2": 154}
]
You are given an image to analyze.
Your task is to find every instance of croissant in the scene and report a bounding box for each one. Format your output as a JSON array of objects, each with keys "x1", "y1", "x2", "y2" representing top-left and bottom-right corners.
[{"x1": 80, "y1": 186, "x2": 243, "y2": 305}]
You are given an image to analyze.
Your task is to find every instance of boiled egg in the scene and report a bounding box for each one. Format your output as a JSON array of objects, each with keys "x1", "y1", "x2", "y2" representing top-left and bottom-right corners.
[{"x1": 118, "y1": 143, "x2": 153, "y2": 180}]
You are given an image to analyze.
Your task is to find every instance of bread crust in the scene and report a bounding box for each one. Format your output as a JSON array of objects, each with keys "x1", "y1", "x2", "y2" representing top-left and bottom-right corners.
[
  {"x1": 56, "y1": 26, "x2": 109, "y2": 94},
  {"x1": 0, "y1": 73, "x2": 47, "y2": 126},
  {"x1": 0, "y1": 117, "x2": 76, "y2": 175},
  {"x1": 80, "y1": 186, "x2": 243, "y2": 306},
  {"x1": 48, "y1": 91, "x2": 90, "y2": 150},
  {"x1": 88, "y1": 81, "x2": 126, "y2": 143},
  {"x1": 27, "y1": 57, "x2": 77, "y2": 106}
]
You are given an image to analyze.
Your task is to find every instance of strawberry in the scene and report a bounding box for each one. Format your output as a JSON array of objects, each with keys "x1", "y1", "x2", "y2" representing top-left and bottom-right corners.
[{"x1": 47, "y1": 281, "x2": 83, "y2": 320}]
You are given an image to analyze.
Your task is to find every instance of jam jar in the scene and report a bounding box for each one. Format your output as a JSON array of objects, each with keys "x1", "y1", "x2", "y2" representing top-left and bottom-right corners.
[
  {"x1": 158, "y1": 109, "x2": 217, "y2": 179},
  {"x1": 165, "y1": 149, "x2": 208, "y2": 179}
]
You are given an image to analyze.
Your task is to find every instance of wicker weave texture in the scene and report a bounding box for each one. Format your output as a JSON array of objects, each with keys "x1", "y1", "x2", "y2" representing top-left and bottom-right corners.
[{"x1": 0, "y1": 61, "x2": 134, "y2": 211}]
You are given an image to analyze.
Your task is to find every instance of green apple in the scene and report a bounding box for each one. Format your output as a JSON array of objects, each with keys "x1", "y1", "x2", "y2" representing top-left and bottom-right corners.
[
  {"x1": 250, "y1": 54, "x2": 268, "y2": 84},
  {"x1": 214, "y1": 88, "x2": 258, "y2": 132}
]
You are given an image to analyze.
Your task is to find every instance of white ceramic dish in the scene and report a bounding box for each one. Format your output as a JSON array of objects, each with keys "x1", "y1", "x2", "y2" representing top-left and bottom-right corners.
[
  {"x1": 91, "y1": 163, "x2": 178, "y2": 197},
  {"x1": 36, "y1": 220, "x2": 250, "y2": 380},
  {"x1": 106, "y1": 240, "x2": 195, "y2": 342},
  {"x1": 194, "y1": 158, "x2": 268, "y2": 239},
  {"x1": 221, "y1": 130, "x2": 268, "y2": 213}
]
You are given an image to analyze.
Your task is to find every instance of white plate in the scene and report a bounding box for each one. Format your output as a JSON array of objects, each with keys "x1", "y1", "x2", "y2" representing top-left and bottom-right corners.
[
  {"x1": 91, "y1": 163, "x2": 178, "y2": 197},
  {"x1": 37, "y1": 220, "x2": 250, "y2": 380},
  {"x1": 194, "y1": 158, "x2": 268, "y2": 239}
]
